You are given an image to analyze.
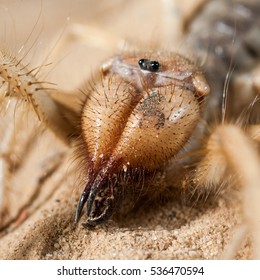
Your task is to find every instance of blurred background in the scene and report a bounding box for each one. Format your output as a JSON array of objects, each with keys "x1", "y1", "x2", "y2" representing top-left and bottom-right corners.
[{"x1": 0, "y1": 0, "x2": 204, "y2": 91}]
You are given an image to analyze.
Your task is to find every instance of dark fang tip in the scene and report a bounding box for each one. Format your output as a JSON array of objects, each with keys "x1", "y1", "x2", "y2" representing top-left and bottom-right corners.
[
  {"x1": 75, "y1": 167, "x2": 121, "y2": 227},
  {"x1": 86, "y1": 190, "x2": 96, "y2": 217},
  {"x1": 75, "y1": 190, "x2": 88, "y2": 223}
]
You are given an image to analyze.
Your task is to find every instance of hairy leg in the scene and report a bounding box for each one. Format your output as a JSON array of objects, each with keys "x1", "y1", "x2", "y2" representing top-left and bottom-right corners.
[{"x1": 193, "y1": 124, "x2": 260, "y2": 259}]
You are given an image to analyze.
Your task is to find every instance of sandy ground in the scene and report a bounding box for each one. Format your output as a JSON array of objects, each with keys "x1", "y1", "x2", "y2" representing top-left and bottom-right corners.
[{"x1": 0, "y1": 0, "x2": 257, "y2": 259}]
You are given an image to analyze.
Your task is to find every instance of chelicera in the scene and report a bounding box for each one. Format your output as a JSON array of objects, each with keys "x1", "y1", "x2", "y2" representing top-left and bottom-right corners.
[{"x1": 75, "y1": 52, "x2": 209, "y2": 226}]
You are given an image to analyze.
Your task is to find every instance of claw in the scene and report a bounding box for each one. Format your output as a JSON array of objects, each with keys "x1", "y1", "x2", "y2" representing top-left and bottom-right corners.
[
  {"x1": 75, "y1": 174, "x2": 121, "y2": 227},
  {"x1": 75, "y1": 189, "x2": 88, "y2": 223},
  {"x1": 86, "y1": 189, "x2": 97, "y2": 217}
]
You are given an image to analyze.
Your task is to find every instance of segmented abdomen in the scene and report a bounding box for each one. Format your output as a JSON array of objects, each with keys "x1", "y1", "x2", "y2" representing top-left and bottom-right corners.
[{"x1": 186, "y1": 0, "x2": 260, "y2": 121}]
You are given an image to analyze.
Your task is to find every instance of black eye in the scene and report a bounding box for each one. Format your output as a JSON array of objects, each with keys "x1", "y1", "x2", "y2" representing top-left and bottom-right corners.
[
  {"x1": 148, "y1": 60, "x2": 160, "y2": 72},
  {"x1": 138, "y1": 58, "x2": 149, "y2": 70},
  {"x1": 138, "y1": 58, "x2": 160, "y2": 72}
]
